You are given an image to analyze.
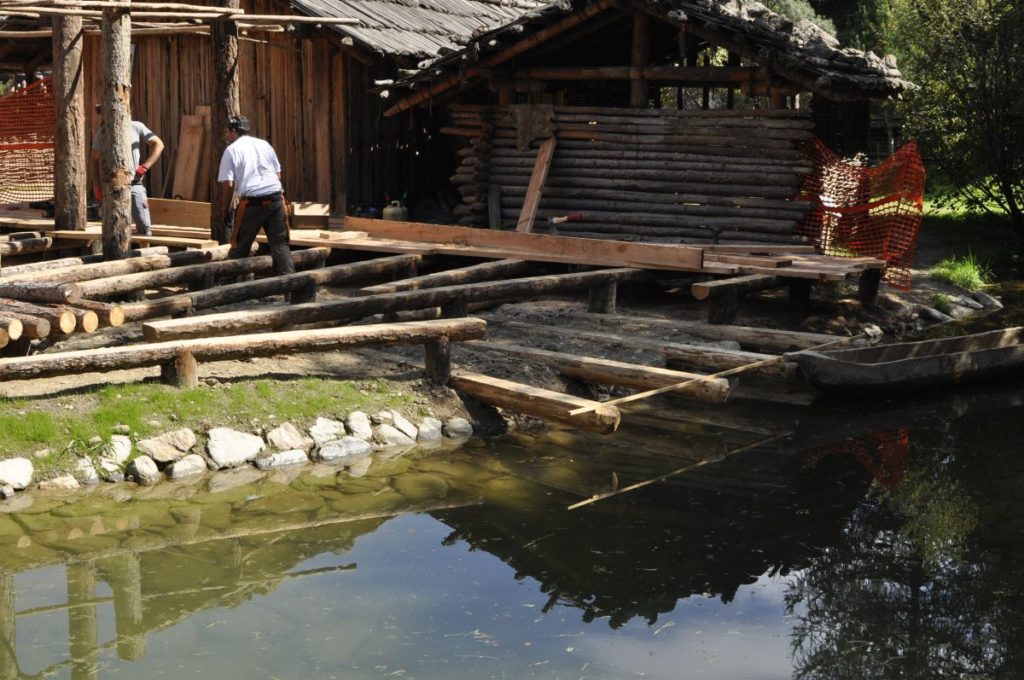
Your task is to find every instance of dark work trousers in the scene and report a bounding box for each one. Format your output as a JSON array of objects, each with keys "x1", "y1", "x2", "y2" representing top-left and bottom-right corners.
[{"x1": 228, "y1": 194, "x2": 295, "y2": 275}]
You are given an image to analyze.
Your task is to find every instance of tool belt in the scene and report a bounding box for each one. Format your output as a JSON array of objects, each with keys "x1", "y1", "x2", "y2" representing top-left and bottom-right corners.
[{"x1": 243, "y1": 192, "x2": 282, "y2": 206}]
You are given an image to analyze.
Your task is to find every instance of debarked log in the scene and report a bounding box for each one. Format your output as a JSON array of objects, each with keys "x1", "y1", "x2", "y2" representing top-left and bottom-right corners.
[
  {"x1": 450, "y1": 371, "x2": 621, "y2": 435},
  {"x1": 462, "y1": 340, "x2": 730, "y2": 402},
  {"x1": 65, "y1": 299, "x2": 125, "y2": 327},
  {"x1": 0, "y1": 319, "x2": 487, "y2": 381},
  {"x1": 358, "y1": 259, "x2": 538, "y2": 295},
  {"x1": 0, "y1": 317, "x2": 24, "y2": 341},
  {"x1": 0, "y1": 281, "x2": 82, "y2": 303},
  {"x1": 142, "y1": 268, "x2": 655, "y2": 341},
  {"x1": 0, "y1": 246, "x2": 169, "y2": 277},
  {"x1": 1, "y1": 245, "x2": 231, "y2": 284},
  {"x1": 0, "y1": 299, "x2": 76, "y2": 334},
  {"x1": 122, "y1": 254, "x2": 423, "y2": 322}
]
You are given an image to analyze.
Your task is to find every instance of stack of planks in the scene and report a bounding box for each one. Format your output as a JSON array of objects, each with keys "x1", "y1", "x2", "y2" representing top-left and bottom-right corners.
[{"x1": 446, "y1": 104, "x2": 816, "y2": 245}]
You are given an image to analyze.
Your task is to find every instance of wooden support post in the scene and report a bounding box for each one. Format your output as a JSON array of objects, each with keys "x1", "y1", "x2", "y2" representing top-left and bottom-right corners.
[
  {"x1": 707, "y1": 288, "x2": 738, "y2": 325},
  {"x1": 587, "y1": 279, "x2": 617, "y2": 314},
  {"x1": 788, "y1": 279, "x2": 812, "y2": 317},
  {"x1": 52, "y1": 13, "x2": 87, "y2": 232},
  {"x1": 441, "y1": 298, "x2": 469, "y2": 318},
  {"x1": 210, "y1": 0, "x2": 240, "y2": 242},
  {"x1": 0, "y1": 574, "x2": 13, "y2": 680},
  {"x1": 99, "y1": 0, "x2": 133, "y2": 260},
  {"x1": 187, "y1": 270, "x2": 215, "y2": 292},
  {"x1": 629, "y1": 13, "x2": 650, "y2": 107},
  {"x1": 66, "y1": 562, "x2": 99, "y2": 680},
  {"x1": 161, "y1": 348, "x2": 199, "y2": 388},
  {"x1": 290, "y1": 279, "x2": 317, "y2": 304},
  {"x1": 516, "y1": 135, "x2": 557, "y2": 233},
  {"x1": 424, "y1": 336, "x2": 451, "y2": 385},
  {"x1": 858, "y1": 268, "x2": 882, "y2": 308}
]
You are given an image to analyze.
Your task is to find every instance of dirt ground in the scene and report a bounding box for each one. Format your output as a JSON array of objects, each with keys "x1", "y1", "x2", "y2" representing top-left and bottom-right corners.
[{"x1": 0, "y1": 228, "x2": 983, "y2": 418}]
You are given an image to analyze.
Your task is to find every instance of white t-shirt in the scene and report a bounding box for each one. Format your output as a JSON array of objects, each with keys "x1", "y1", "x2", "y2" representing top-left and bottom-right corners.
[
  {"x1": 91, "y1": 121, "x2": 155, "y2": 169},
  {"x1": 218, "y1": 135, "x2": 282, "y2": 197}
]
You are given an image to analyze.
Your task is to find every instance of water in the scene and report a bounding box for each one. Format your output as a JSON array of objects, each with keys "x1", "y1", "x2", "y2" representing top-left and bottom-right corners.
[{"x1": 3, "y1": 381, "x2": 1024, "y2": 679}]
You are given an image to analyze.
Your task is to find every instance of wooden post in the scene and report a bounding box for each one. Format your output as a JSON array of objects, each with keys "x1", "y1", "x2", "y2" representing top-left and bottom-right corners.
[
  {"x1": 98, "y1": 0, "x2": 132, "y2": 260},
  {"x1": 52, "y1": 14, "x2": 87, "y2": 232},
  {"x1": 96, "y1": 553, "x2": 146, "y2": 661},
  {"x1": 160, "y1": 348, "x2": 199, "y2": 387},
  {"x1": 858, "y1": 268, "x2": 883, "y2": 308},
  {"x1": 424, "y1": 336, "x2": 451, "y2": 384},
  {"x1": 629, "y1": 13, "x2": 650, "y2": 108},
  {"x1": 210, "y1": 0, "x2": 240, "y2": 242},
  {"x1": 290, "y1": 279, "x2": 317, "y2": 304},
  {"x1": 788, "y1": 279, "x2": 812, "y2": 317},
  {"x1": 707, "y1": 288, "x2": 738, "y2": 325},
  {"x1": 441, "y1": 298, "x2": 469, "y2": 318},
  {"x1": 0, "y1": 574, "x2": 14, "y2": 680},
  {"x1": 588, "y1": 279, "x2": 617, "y2": 314},
  {"x1": 515, "y1": 135, "x2": 557, "y2": 233}
]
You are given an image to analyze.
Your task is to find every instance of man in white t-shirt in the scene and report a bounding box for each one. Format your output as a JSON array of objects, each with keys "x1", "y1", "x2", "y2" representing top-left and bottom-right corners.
[
  {"x1": 217, "y1": 115, "x2": 294, "y2": 275},
  {"x1": 91, "y1": 104, "x2": 164, "y2": 236}
]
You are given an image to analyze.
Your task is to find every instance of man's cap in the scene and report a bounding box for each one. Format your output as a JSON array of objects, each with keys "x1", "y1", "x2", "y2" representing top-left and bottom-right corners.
[{"x1": 226, "y1": 115, "x2": 251, "y2": 133}]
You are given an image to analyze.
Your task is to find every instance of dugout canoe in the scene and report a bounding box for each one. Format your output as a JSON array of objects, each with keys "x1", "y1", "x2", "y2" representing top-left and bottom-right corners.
[{"x1": 784, "y1": 326, "x2": 1024, "y2": 393}]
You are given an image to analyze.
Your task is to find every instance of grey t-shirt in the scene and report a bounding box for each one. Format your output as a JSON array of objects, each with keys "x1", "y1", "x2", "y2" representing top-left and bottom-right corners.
[{"x1": 91, "y1": 120, "x2": 155, "y2": 168}]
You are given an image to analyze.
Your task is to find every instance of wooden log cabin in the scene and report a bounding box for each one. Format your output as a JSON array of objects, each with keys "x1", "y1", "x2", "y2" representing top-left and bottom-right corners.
[{"x1": 381, "y1": 0, "x2": 914, "y2": 245}]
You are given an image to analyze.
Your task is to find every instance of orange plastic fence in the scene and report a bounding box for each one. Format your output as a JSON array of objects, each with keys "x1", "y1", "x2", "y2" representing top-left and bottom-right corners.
[
  {"x1": 0, "y1": 76, "x2": 55, "y2": 204},
  {"x1": 797, "y1": 139, "x2": 925, "y2": 289},
  {"x1": 809, "y1": 428, "x2": 910, "y2": 491}
]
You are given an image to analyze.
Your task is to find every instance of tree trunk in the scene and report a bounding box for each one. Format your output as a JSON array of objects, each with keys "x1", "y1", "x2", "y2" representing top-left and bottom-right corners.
[
  {"x1": 210, "y1": 0, "x2": 240, "y2": 242},
  {"x1": 52, "y1": 14, "x2": 88, "y2": 232},
  {"x1": 99, "y1": 1, "x2": 133, "y2": 259}
]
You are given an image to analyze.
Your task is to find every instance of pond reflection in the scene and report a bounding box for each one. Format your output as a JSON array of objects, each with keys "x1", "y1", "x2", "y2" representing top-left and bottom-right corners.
[{"x1": 2, "y1": 383, "x2": 1024, "y2": 678}]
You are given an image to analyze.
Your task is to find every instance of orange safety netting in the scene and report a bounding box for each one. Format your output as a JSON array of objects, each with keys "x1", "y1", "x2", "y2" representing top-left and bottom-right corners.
[
  {"x1": 808, "y1": 428, "x2": 910, "y2": 491},
  {"x1": 0, "y1": 76, "x2": 55, "y2": 204},
  {"x1": 796, "y1": 139, "x2": 925, "y2": 289}
]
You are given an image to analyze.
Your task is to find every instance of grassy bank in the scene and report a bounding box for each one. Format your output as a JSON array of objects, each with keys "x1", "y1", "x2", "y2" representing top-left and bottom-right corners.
[{"x1": 0, "y1": 377, "x2": 420, "y2": 477}]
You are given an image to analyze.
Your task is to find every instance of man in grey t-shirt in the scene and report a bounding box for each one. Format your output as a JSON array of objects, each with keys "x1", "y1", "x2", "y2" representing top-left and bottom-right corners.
[{"x1": 91, "y1": 104, "x2": 165, "y2": 236}]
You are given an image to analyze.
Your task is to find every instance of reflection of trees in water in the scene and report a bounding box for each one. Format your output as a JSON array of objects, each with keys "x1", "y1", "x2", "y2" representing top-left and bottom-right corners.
[{"x1": 786, "y1": 401, "x2": 1024, "y2": 679}]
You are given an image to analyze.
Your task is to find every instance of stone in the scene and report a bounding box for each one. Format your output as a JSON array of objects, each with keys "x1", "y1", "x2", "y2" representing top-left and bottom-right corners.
[
  {"x1": 346, "y1": 457, "x2": 373, "y2": 478},
  {"x1": 417, "y1": 417, "x2": 444, "y2": 443},
  {"x1": 309, "y1": 417, "x2": 346, "y2": 446},
  {"x1": 345, "y1": 411, "x2": 373, "y2": 440},
  {"x1": 38, "y1": 475, "x2": 80, "y2": 491},
  {"x1": 75, "y1": 458, "x2": 100, "y2": 485},
  {"x1": 255, "y1": 449, "x2": 310, "y2": 470},
  {"x1": 126, "y1": 456, "x2": 162, "y2": 487},
  {"x1": 112, "y1": 424, "x2": 131, "y2": 435},
  {"x1": 0, "y1": 457, "x2": 33, "y2": 490},
  {"x1": 106, "y1": 435, "x2": 133, "y2": 465},
  {"x1": 861, "y1": 324, "x2": 883, "y2": 340},
  {"x1": 88, "y1": 435, "x2": 103, "y2": 445},
  {"x1": 371, "y1": 410, "x2": 393, "y2": 425},
  {"x1": 207, "y1": 467, "x2": 264, "y2": 493},
  {"x1": 443, "y1": 417, "x2": 474, "y2": 438},
  {"x1": 266, "y1": 422, "x2": 313, "y2": 452},
  {"x1": 390, "y1": 410, "x2": 419, "y2": 440},
  {"x1": 136, "y1": 428, "x2": 197, "y2": 464},
  {"x1": 918, "y1": 306, "x2": 954, "y2": 323},
  {"x1": 31, "y1": 448, "x2": 50, "y2": 459},
  {"x1": 316, "y1": 437, "x2": 373, "y2": 464},
  {"x1": 954, "y1": 294, "x2": 984, "y2": 310},
  {"x1": 971, "y1": 290, "x2": 1003, "y2": 309},
  {"x1": 207, "y1": 427, "x2": 265, "y2": 469},
  {"x1": 0, "y1": 485, "x2": 14, "y2": 499},
  {"x1": 167, "y1": 454, "x2": 208, "y2": 480},
  {"x1": 374, "y1": 424, "x2": 415, "y2": 448}
]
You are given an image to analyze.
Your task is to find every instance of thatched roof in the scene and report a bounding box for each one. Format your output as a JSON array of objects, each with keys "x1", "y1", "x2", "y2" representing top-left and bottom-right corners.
[{"x1": 386, "y1": 0, "x2": 913, "y2": 102}]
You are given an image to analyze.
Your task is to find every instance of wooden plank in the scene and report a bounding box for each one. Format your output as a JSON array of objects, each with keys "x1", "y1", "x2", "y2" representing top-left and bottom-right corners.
[
  {"x1": 291, "y1": 202, "x2": 330, "y2": 228},
  {"x1": 463, "y1": 340, "x2": 730, "y2": 402},
  {"x1": 691, "y1": 274, "x2": 782, "y2": 301},
  {"x1": 450, "y1": 371, "x2": 620, "y2": 435},
  {"x1": 703, "y1": 254, "x2": 793, "y2": 268},
  {"x1": 193, "y1": 105, "x2": 212, "y2": 202},
  {"x1": 516, "y1": 135, "x2": 557, "y2": 233},
  {"x1": 44, "y1": 230, "x2": 218, "y2": 249},
  {"x1": 171, "y1": 114, "x2": 205, "y2": 200},
  {"x1": 337, "y1": 217, "x2": 704, "y2": 271},
  {"x1": 148, "y1": 197, "x2": 211, "y2": 228},
  {"x1": 358, "y1": 259, "x2": 535, "y2": 295}
]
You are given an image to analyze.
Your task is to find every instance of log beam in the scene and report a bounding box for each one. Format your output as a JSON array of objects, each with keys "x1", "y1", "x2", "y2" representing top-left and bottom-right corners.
[{"x1": 358, "y1": 259, "x2": 536, "y2": 295}]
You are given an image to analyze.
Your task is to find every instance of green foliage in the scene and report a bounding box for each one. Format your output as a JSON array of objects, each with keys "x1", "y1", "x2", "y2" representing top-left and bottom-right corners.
[
  {"x1": 931, "y1": 293, "x2": 954, "y2": 315},
  {"x1": 928, "y1": 252, "x2": 993, "y2": 291},
  {"x1": 764, "y1": 0, "x2": 836, "y2": 34},
  {"x1": 886, "y1": 0, "x2": 1024, "y2": 231}
]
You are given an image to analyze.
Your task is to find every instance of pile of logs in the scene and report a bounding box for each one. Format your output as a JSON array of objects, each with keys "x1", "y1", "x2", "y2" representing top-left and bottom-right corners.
[{"x1": 446, "y1": 104, "x2": 816, "y2": 245}]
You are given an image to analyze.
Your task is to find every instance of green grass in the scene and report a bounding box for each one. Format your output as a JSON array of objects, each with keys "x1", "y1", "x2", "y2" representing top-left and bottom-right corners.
[
  {"x1": 931, "y1": 294, "x2": 954, "y2": 315},
  {"x1": 0, "y1": 377, "x2": 418, "y2": 474},
  {"x1": 928, "y1": 252, "x2": 993, "y2": 291}
]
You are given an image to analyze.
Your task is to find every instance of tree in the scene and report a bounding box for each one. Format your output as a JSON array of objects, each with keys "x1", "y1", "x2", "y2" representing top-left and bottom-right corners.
[{"x1": 886, "y1": 0, "x2": 1024, "y2": 231}]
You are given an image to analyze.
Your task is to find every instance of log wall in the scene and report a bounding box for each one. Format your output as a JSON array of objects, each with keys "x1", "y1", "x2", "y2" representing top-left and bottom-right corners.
[{"x1": 447, "y1": 104, "x2": 818, "y2": 245}]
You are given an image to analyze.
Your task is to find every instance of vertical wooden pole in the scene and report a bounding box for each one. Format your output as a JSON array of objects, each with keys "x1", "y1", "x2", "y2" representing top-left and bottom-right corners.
[
  {"x1": 726, "y1": 51, "x2": 740, "y2": 110},
  {"x1": 629, "y1": 14, "x2": 650, "y2": 108},
  {"x1": 52, "y1": 15, "x2": 87, "y2": 232},
  {"x1": 99, "y1": 1, "x2": 133, "y2": 260},
  {"x1": 424, "y1": 336, "x2": 451, "y2": 385},
  {"x1": 96, "y1": 553, "x2": 146, "y2": 661},
  {"x1": 515, "y1": 135, "x2": 557, "y2": 233},
  {"x1": 858, "y1": 268, "x2": 883, "y2": 308},
  {"x1": 211, "y1": 0, "x2": 240, "y2": 242},
  {"x1": 588, "y1": 280, "x2": 617, "y2": 314},
  {"x1": 330, "y1": 49, "x2": 347, "y2": 216},
  {"x1": 160, "y1": 348, "x2": 199, "y2": 388}
]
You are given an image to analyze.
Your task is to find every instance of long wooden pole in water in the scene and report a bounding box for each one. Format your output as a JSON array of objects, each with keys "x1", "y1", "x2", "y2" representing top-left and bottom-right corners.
[
  {"x1": 567, "y1": 433, "x2": 790, "y2": 510},
  {"x1": 566, "y1": 332, "x2": 868, "y2": 416}
]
